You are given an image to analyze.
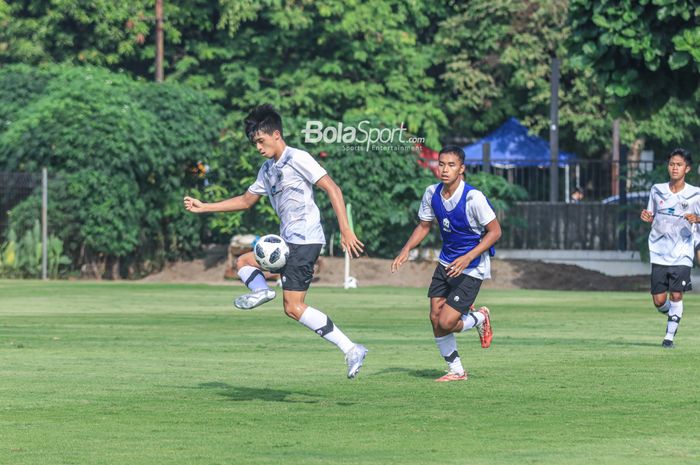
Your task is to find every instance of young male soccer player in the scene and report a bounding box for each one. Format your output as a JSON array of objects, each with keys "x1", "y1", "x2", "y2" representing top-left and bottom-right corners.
[
  {"x1": 183, "y1": 104, "x2": 368, "y2": 378},
  {"x1": 640, "y1": 148, "x2": 700, "y2": 349},
  {"x1": 391, "y1": 146, "x2": 501, "y2": 382}
]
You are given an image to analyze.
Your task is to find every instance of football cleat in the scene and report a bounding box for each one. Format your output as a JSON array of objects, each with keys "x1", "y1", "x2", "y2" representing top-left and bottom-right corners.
[
  {"x1": 234, "y1": 288, "x2": 276, "y2": 310},
  {"x1": 345, "y1": 344, "x2": 368, "y2": 379},
  {"x1": 435, "y1": 371, "x2": 468, "y2": 382},
  {"x1": 475, "y1": 306, "x2": 493, "y2": 348},
  {"x1": 661, "y1": 339, "x2": 675, "y2": 349}
]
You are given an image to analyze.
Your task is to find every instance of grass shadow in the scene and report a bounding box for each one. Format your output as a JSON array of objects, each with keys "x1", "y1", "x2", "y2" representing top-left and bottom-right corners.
[
  {"x1": 373, "y1": 367, "x2": 443, "y2": 379},
  {"x1": 197, "y1": 381, "x2": 320, "y2": 403},
  {"x1": 606, "y1": 340, "x2": 664, "y2": 348}
]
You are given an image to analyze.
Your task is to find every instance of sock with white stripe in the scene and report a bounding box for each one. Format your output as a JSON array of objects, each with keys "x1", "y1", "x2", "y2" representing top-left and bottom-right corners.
[
  {"x1": 237, "y1": 265, "x2": 269, "y2": 292},
  {"x1": 299, "y1": 306, "x2": 355, "y2": 354},
  {"x1": 460, "y1": 311, "x2": 485, "y2": 332},
  {"x1": 665, "y1": 300, "x2": 683, "y2": 341},
  {"x1": 435, "y1": 334, "x2": 464, "y2": 374}
]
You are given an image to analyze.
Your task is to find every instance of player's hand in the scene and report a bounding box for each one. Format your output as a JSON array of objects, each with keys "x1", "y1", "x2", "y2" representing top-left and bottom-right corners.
[
  {"x1": 684, "y1": 213, "x2": 699, "y2": 224},
  {"x1": 340, "y1": 229, "x2": 364, "y2": 258},
  {"x1": 640, "y1": 209, "x2": 654, "y2": 223},
  {"x1": 445, "y1": 254, "x2": 473, "y2": 278},
  {"x1": 184, "y1": 196, "x2": 206, "y2": 213},
  {"x1": 391, "y1": 249, "x2": 410, "y2": 273}
]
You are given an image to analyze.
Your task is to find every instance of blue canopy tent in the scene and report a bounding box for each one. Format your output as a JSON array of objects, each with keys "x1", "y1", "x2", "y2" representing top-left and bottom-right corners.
[{"x1": 462, "y1": 118, "x2": 576, "y2": 168}]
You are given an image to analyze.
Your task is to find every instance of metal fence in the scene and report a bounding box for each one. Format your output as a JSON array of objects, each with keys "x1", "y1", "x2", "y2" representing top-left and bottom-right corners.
[
  {"x1": 499, "y1": 200, "x2": 647, "y2": 251},
  {"x1": 466, "y1": 159, "x2": 658, "y2": 202},
  {"x1": 0, "y1": 164, "x2": 651, "y2": 271},
  {"x1": 0, "y1": 171, "x2": 43, "y2": 235},
  {"x1": 1, "y1": 170, "x2": 49, "y2": 278}
]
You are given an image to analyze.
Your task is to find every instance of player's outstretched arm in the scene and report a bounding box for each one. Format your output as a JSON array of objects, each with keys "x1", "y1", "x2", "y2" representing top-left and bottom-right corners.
[
  {"x1": 183, "y1": 191, "x2": 260, "y2": 214},
  {"x1": 391, "y1": 220, "x2": 432, "y2": 273},
  {"x1": 640, "y1": 209, "x2": 654, "y2": 223},
  {"x1": 316, "y1": 175, "x2": 365, "y2": 258}
]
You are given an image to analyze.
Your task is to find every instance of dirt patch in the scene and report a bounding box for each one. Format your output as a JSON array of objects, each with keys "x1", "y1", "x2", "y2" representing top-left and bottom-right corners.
[
  {"x1": 141, "y1": 256, "x2": 648, "y2": 291},
  {"x1": 503, "y1": 259, "x2": 647, "y2": 292}
]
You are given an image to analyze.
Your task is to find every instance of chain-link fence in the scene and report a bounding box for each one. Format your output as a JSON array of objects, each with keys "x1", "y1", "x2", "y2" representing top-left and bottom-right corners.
[
  {"x1": 463, "y1": 159, "x2": 658, "y2": 202},
  {"x1": 1, "y1": 171, "x2": 42, "y2": 237},
  {"x1": 0, "y1": 170, "x2": 55, "y2": 279}
]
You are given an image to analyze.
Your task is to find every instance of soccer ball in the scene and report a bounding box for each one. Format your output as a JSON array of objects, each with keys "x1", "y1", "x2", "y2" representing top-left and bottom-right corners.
[{"x1": 254, "y1": 234, "x2": 289, "y2": 272}]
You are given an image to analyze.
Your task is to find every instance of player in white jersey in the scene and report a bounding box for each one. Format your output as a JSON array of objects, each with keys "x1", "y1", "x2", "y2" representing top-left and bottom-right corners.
[
  {"x1": 640, "y1": 148, "x2": 700, "y2": 348},
  {"x1": 391, "y1": 146, "x2": 501, "y2": 382},
  {"x1": 183, "y1": 104, "x2": 368, "y2": 378}
]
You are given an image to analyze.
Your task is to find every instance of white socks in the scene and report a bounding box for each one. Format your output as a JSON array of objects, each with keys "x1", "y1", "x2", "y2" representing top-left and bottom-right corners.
[
  {"x1": 460, "y1": 311, "x2": 485, "y2": 332},
  {"x1": 435, "y1": 334, "x2": 464, "y2": 374},
  {"x1": 299, "y1": 306, "x2": 355, "y2": 354},
  {"x1": 665, "y1": 300, "x2": 683, "y2": 341},
  {"x1": 238, "y1": 265, "x2": 269, "y2": 292}
]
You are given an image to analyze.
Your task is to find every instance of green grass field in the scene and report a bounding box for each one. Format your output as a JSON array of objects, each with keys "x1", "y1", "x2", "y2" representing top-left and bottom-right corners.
[{"x1": 1, "y1": 281, "x2": 699, "y2": 465}]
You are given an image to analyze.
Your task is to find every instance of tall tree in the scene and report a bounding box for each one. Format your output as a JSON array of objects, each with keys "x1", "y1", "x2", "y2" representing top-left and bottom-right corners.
[{"x1": 568, "y1": 0, "x2": 700, "y2": 118}]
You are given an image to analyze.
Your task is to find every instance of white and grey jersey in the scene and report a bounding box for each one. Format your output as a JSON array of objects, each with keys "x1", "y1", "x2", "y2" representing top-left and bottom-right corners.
[
  {"x1": 647, "y1": 182, "x2": 700, "y2": 267},
  {"x1": 248, "y1": 146, "x2": 327, "y2": 245}
]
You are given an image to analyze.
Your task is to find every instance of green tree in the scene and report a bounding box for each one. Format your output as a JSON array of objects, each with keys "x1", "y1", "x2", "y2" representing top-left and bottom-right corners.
[
  {"x1": 568, "y1": 0, "x2": 700, "y2": 118},
  {"x1": 433, "y1": 0, "x2": 615, "y2": 157},
  {"x1": 0, "y1": 64, "x2": 223, "y2": 276}
]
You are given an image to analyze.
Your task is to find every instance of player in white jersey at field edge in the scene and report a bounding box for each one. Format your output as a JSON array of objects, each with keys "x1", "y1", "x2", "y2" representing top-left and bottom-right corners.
[
  {"x1": 183, "y1": 104, "x2": 368, "y2": 378},
  {"x1": 640, "y1": 148, "x2": 700, "y2": 349}
]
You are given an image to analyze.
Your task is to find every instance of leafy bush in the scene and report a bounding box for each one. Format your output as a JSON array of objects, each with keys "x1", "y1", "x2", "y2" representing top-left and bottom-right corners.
[
  {"x1": 0, "y1": 221, "x2": 70, "y2": 278},
  {"x1": 0, "y1": 64, "x2": 223, "y2": 276}
]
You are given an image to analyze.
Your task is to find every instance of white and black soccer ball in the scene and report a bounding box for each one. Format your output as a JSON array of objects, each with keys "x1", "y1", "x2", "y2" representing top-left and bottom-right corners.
[{"x1": 254, "y1": 234, "x2": 289, "y2": 272}]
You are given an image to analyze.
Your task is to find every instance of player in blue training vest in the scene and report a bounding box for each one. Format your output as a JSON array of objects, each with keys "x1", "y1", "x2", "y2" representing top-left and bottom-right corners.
[{"x1": 392, "y1": 146, "x2": 501, "y2": 382}]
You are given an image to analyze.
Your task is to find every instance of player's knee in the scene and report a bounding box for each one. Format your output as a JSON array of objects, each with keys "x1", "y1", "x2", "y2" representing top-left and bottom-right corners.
[
  {"x1": 437, "y1": 314, "x2": 457, "y2": 332},
  {"x1": 670, "y1": 292, "x2": 683, "y2": 302},
  {"x1": 283, "y1": 299, "x2": 305, "y2": 320}
]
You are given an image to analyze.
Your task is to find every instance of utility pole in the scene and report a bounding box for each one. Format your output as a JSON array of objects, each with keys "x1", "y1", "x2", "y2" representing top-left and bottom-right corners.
[
  {"x1": 612, "y1": 119, "x2": 620, "y2": 196},
  {"x1": 549, "y1": 57, "x2": 560, "y2": 202},
  {"x1": 155, "y1": 0, "x2": 164, "y2": 82}
]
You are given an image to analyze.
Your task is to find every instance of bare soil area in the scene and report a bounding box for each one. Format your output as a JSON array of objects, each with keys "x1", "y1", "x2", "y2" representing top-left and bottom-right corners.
[{"x1": 141, "y1": 256, "x2": 648, "y2": 292}]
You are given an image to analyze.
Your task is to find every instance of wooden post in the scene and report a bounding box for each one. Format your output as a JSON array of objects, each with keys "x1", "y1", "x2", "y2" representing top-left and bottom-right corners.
[
  {"x1": 41, "y1": 168, "x2": 48, "y2": 280},
  {"x1": 155, "y1": 0, "x2": 164, "y2": 82},
  {"x1": 612, "y1": 119, "x2": 620, "y2": 197},
  {"x1": 482, "y1": 142, "x2": 491, "y2": 174}
]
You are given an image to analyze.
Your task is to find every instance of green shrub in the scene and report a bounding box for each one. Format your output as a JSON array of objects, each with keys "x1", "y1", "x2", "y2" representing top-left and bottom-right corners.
[{"x1": 0, "y1": 64, "x2": 223, "y2": 276}]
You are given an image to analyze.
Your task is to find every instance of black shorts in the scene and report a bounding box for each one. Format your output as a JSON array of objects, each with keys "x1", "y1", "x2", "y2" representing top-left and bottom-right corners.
[
  {"x1": 650, "y1": 264, "x2": 692, "y2": 294},
  {"x1": 427, "y1": 264, "x2": 482, "y2": 314},
  {"x1": 281, "y1": 243, "x2": 322, "y2": 291}
]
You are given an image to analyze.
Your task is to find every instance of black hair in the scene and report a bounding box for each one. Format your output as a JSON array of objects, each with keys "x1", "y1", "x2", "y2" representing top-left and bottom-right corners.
[
  {"x1": 244, "y1": 104, "x2": 283, "y2": 142},
  {"x1": 668, "y1": 148, "x2": 692, "y2": 166},
  {"x1": 438, "y1": 145, "x2": 465, "y2": 164}
]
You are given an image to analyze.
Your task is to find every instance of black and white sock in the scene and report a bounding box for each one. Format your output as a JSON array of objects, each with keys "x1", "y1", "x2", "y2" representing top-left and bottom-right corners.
[
  {"x1": 460, "y1": 311, "x2": 485, "y2": 332},
  {"x1": 435, "y1": 334, "x2": 464, "y2": 374},
  {"x1": 238, "y1": 265, "x2": 269, "y2": 292},
  {"x1": 299, "y1": 306, "x2": 355, "y2": 354},
  {"x1": 665, "y1": 300, "x2": 683, "y2": 341}
]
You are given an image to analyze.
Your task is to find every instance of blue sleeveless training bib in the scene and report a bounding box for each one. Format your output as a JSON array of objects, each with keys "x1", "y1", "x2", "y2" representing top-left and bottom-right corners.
[{"x1": 430, "y1": 183, "x2": 496, "y2": 270}]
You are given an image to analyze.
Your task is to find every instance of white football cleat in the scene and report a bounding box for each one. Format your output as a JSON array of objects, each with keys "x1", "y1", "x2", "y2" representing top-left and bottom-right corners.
[
  {"x1": 234, "y1": 289, "x2": 276, "y2": 310},
  {"x1": 345, "y1": 344, "x2": 368, "y2": 379}
]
